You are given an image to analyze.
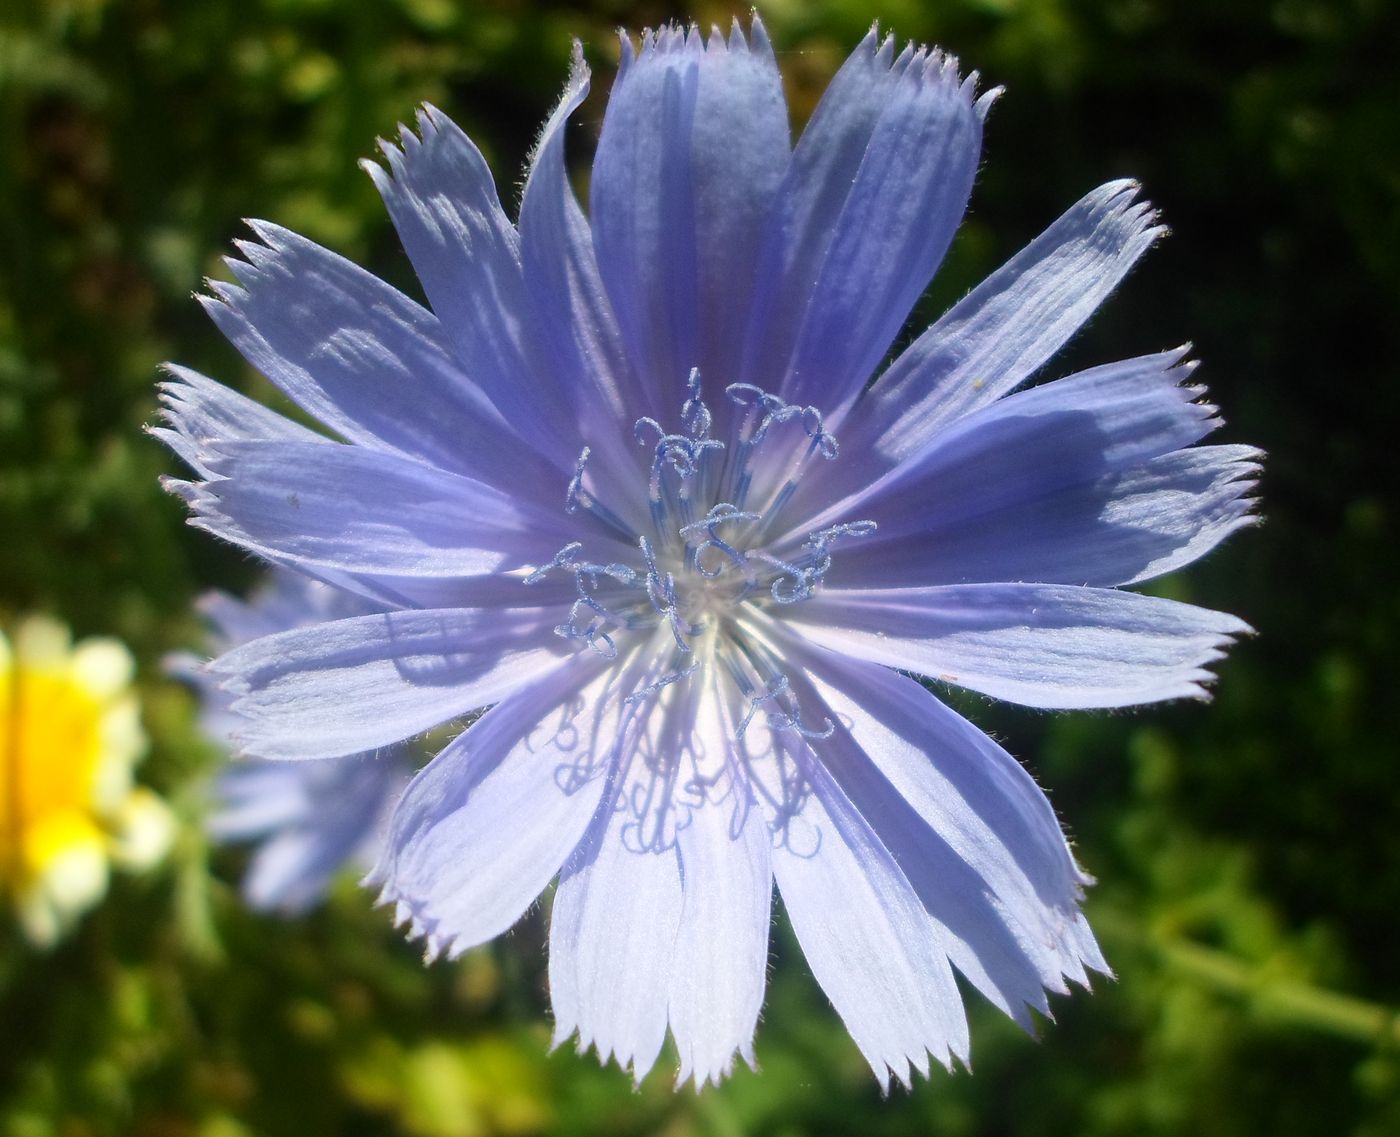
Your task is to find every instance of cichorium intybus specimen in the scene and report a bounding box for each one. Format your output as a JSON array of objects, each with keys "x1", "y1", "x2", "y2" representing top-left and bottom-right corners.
[{"x1": 156, "y1": 18, "x2": 1259, "y2": 1089}]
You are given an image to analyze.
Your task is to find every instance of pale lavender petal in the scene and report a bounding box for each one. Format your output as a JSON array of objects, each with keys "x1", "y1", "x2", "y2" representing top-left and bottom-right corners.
[
  {"x1": 517, "y1": 45, "x2": 653, "y2": 522},
  {"x1": 373, "y1": 657, "x2": 616, "y2": 960},
  {"x1": 791, "y1": 584, "x2": 1251, "y2": 708},
  {"x1": 200, "y1": 573, "x2": 384, "y2": 652},
  {"x1": 203, "y1": 222, "x2": 555, "y2": 493},
  {"x1": 206, "y1": 761, "x2": 312, "y2": 839},
  {"x1": 848, "y1": 180, "x2": 1165, "y2": 463},
  {"x1": 171, "y1": 438, "x2": 598, "y2": 580},
  {"x1": 153, "y1": 365, "x2": 325, "y2": 479},
  {"x1": 741, "y1": 31, "x2": 990, "y2": 412},
  {"x1": 365, "y1": 107, "x2": 577, "y2": 464},
  {"x1": 825, "y1": 444, "x2": 1262, "y2": 590},
  {"x1": 590, "y1": 19, "x2": 790, "y2": 407},
  {"x1": 667, "y1": 674, "x2": 772, "y2": 1088},
  {"x1": 550, "y1": 784, "x2": 684, "y2": 1083},
  {"x1": 769, "y1": 739, "x2": 969, "y2": 1089},
  {"x1": 219, "y1": 754, "x2": 411, "y2": 914},
  {"x1": 784, "y1": 639, "x2": 1106, "y2": 1000},
  {"x1": 519, "y1": 47, "x2": 635, "y2": 427},
  {"x1": 794, "y1": 349, "x2": 1218, "y2": 547},
  {"x1": 210, "y1": 608, "x2": 568, "y2": 760}
]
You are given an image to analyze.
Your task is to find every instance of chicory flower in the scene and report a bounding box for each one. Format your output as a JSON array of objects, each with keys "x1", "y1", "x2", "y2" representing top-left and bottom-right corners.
[{"x1": 157, "y1": 19, "x2": 1258, "y2": 1087}]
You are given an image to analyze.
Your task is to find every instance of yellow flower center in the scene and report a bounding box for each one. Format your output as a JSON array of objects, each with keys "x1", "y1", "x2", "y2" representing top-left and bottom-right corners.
[{"x1": 0, "y1": 662, "x2": 107, "y2": 887}]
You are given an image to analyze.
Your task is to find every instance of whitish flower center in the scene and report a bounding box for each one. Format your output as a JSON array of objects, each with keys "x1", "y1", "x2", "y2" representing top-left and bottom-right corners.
[{"x1": 527, "y1": 370, "x2": 874, "y2": 723}]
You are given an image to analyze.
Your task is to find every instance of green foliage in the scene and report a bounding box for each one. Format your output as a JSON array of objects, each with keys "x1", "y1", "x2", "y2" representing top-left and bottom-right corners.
[{"x1": 2, "y1": 0, "x2": 1398, "y2": 1133}]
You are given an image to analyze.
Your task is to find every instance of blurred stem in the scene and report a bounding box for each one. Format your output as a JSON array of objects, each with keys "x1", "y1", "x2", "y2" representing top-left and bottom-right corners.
[{"x1": 1095, "y1": 907, "x2": 1400, "y2": 1048}]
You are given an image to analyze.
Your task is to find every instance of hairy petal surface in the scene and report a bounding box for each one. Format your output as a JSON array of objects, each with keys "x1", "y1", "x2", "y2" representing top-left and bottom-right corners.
[
  {"x1": 372, "y1": 658, "x2": 618, "y2": 960},
  {"x1": 742, "y1": 30, "x2": 990, "y2": 412},
  {"x1": 211, "y1": 608, "x2": 568, "y2": 760},
  {"x1": 791, "y1": 584, "x2": 1252, "y2": 708},
  {"x1": 590, "y1": 20, "x2": 790, "y2": 407}
]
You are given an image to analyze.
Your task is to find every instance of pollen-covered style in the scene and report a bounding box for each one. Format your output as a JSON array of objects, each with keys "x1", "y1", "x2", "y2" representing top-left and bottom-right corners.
[{"x1": 157, "y1": 19, "x2": 1259, "y2": 1088}]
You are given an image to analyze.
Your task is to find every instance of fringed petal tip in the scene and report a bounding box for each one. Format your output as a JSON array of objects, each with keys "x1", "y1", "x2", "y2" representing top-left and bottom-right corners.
[
  {"x1": 869, "y1": 1041, "x2": 966, "y2": 1097},
  {"x1": 1096, "y1": 178, "x2": 1169, "y2": 239},
  {"x1": 549, "y1": 1022, "x2": 756, "y2": 1091},
  {"x1": 156, "y1": 473, "x2": 201, "y2": 505},
  {"x1": 375, "y1": 885, "x2": 464, "y2": 965},
  {"x1": 546, "y1": 1012, "x2": 635, "y2": 1084},
  {"x1": 360, "y1": 101, "x2": 465, "y2": 187},
  {"x1": 616, "y1": 11, "x2": 775, "y2": 67},
  {"x1": 676, "y1": 1044, "x2": 759, "y2": 1093},
  {"x1": 852, "y1": 21, "x2": 993, "y2": 117}
]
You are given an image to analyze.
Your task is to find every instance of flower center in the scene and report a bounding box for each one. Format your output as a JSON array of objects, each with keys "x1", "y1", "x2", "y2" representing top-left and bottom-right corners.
[
  {"x1": 2, "y1": 661, "x2": 106, "y2": 886},
  {"x1": 527, "y1": 370, "x2": 874, "y2": 717}
]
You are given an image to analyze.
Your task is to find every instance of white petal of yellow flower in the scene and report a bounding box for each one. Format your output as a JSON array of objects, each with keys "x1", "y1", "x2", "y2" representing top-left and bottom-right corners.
[{"x1": 109, "y1": 787, "x2": 177, "y2": 871}]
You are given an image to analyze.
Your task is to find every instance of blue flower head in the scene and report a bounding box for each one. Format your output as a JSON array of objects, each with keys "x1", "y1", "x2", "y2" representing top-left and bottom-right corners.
[
  {"x1": 174, "y1": 572, "x2": 415, "y2": 915},
  {"x1": 157, "y1": 18, "x2": 1259, "y2": 1089}
]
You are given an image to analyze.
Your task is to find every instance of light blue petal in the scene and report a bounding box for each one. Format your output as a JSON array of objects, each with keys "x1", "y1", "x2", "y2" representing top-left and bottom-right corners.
[
  {"x1": 153, "y1": 365, "x2": 325, "y2": 479},
  {"x1": 157, "y1": 382, "x2": 438, "y2": 606},
  {"x1": 741, "y1": 30, "x2": 989, "y2": 413},
  {"x1": 229, "y1": 754, "x2": 411, "y2": 914},
  {"x1": 795, "y1": 349, "x2": 1218, "y2": 546},
  {"x1": 365, "y1": 107, "x2": 577, "y2": 466},
  {"x1": 210, "y1": 607, "x2": 569, "y2": 760},
  {"x1": 517, "y1": 45, "x2": 655, "y2": 523},
  {"x1": 207, "y1": 761, "x2": 312, "y2": 839},
  {"x1": 786, "y1": 640, "x2": 1107, "y2": 1003},
  {"x1": 174, "y1": 438, "x2": 602, "y2": 581},
  {"x1": 768, "y1": 737, "x2": 969, "y2": 1089},
  {"x1": 520, "y1": 46, "x2": 632, "y2": 423},
  {"x1": 204, "y1": 222, "x2": 556, "y2": 494},
  {"x1": 590, "y1": 19, "x2": 790, "y2": 409},
  {"x1": 792, "y1": 584, "x2": 1251, "y2": 708},
  {"x1": 852, "y1": 180, "x2": 1164, "y2": 462},
  {"x1": 667, "y1": 674, "x2": 771, "y2": 1088},
  {"x1": 372, "y1": 657, "x2": 616, "y2": 960},
  {"x1": 550, "y1": 777, "x2": 684, "y2": 1083},
  {"x1": 824, "y1": 444, "x2": 1261, "y2": 590}
]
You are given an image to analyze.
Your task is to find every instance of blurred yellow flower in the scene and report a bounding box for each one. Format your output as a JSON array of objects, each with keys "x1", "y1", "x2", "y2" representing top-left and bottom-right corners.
[{"x1": 1, "y1": 616, "x2": 174, "y2": 947}]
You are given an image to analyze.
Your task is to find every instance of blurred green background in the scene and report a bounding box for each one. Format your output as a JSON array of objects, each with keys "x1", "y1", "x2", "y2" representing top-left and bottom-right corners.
[{"x1": 2, "y1": 0, "x2": 1397, "y2": 1133}]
